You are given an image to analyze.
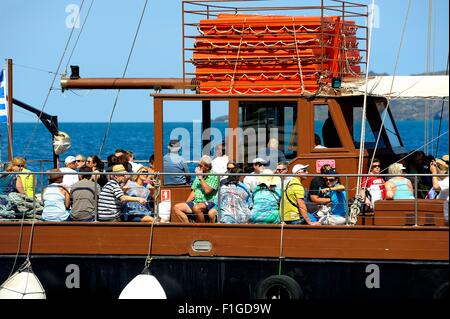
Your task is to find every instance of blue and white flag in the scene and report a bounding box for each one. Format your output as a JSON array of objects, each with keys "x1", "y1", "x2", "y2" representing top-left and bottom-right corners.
[{"x1": 0, "y1": 69, "x2": 7, "y2": 123}]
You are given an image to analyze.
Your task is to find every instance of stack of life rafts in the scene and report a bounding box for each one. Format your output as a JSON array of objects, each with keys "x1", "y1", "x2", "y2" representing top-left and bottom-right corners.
[{"x1": 192, "y1": 14, "x2": 361, "y2": 95}]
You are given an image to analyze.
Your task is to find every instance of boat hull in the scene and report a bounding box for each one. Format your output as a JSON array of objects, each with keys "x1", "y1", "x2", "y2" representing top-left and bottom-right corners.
[{"x1": 0, "y1": 222, "x2": 448, "y2": 299}]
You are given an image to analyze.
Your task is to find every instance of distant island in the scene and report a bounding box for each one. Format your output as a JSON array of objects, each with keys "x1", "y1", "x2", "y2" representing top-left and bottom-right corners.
[{"x1": 212, "y1": 115, "x2": 228, "y2": 122}]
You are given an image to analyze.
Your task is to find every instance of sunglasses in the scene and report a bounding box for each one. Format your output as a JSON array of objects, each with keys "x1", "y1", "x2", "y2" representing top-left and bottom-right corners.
[
  {"x1": 141, "y1": 170, "x2": 149, "y2": 174},
  {"x1": 372, "y1": 164, "x2": 380, "y2": 168},
  {"x1": 326, "y1": 178, "x2": 336, "y2": 182},
  {"x1": 76, "y1": 160, "x2": 84, "y2": 163},
  {"x1": 17, "y1": 164, "x2": 24, "y2": 168}
]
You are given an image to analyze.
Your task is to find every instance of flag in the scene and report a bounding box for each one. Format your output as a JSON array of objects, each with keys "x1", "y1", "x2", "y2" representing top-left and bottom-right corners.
[{"x1": 0, "y1": 69, "x2": 7, "y2": 123}]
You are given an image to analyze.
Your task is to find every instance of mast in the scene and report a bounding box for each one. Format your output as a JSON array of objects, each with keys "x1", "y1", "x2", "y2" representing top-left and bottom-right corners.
[{"x1": 7, "y1": 59, "x2": 13, "y2": 162}]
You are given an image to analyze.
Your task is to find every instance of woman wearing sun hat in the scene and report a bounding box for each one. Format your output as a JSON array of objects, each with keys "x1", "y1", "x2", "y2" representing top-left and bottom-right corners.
[
  {"x1": 249, "y1": 169, "x2": 281, "y2": 224},
  {"x1": 385, "y1": 163, "x2": 415, "y2": 200}
]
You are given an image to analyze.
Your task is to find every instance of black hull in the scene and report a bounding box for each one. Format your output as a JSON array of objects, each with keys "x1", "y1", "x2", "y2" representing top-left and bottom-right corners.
[{"x1": 0, "y1": 255, "x2": 448, "y2": 299}]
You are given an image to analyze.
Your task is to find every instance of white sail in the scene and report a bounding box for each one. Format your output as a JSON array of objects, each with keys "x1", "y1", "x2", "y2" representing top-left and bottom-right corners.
[{"x1": 343, "y1": 75, "x2": 449, "y2": 99}]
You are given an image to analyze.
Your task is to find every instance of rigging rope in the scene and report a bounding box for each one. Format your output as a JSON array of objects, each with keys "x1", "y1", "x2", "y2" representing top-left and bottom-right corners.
[
  {"x1": 292, "y1": 19, "x2": 305, "y2": 94},
  {"x1": 22, "y1": 0, "x2": 87, "y2": 158},
  {"x1": 64, "y1": 0, "x2": 96, "y2": 72},
  {"x1": 145, "y1": 173, "x2": 160, "y2": 268},
  {"x1": 229, "y1": 20, "x2": 246, "y2": 94},
  {"x1": 12, "y1": 63, "x2": 63, "y2": 76},
  {"x1": 356, "y1": 0, "x2": 376, "y2": 195},
  {"x1": 98, "y1": 0, "x2": 149, "y2": 156},
  {"x1": 363, "y1": 0, "x2": 413, "y2": 185},
  {"x1": 424, "y1": 0, "x2": 433, "y2": 154},
  {"x1": 435, "y1": 53, "x2": 449, "y2": 157}
]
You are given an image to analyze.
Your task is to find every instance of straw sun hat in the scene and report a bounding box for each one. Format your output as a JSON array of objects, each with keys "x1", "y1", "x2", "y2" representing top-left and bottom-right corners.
[{"x1": 256, "y1": 169, "x2": 280, "y2": 186}]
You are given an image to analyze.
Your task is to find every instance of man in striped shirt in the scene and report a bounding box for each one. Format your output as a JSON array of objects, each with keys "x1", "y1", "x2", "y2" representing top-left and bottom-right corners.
[{"x1": 97, "y1": 164, "x2": 146, "y2": 221}]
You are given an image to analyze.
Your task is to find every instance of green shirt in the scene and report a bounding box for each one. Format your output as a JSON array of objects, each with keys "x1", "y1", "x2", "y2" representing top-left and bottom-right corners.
[
  {"x1": 191, "y1": 172, "x2": 219, "y2": 204},
  {"x1": 282, "y1": 178, "x2": 305, "y2": 221}
]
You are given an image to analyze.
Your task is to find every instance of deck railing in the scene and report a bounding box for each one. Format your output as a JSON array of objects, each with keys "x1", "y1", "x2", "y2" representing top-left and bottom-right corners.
[{"x1": 0, "y1": 168, "x2": 447, "y2": 227}]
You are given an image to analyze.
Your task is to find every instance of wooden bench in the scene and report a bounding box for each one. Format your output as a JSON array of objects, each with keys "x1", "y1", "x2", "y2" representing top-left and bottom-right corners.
[{"x1": 373, "y1": 199, "x2": 447, "y2": 226}]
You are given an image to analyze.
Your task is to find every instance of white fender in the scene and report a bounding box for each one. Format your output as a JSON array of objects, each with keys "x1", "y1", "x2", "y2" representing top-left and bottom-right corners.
[
  {"x1": 0, "y1": 269, "x2": 46, "y2": 299},
  {"x1": 53, "y1": 131, "x2": 72, "y2": 155},
  {"x1": 118, "y1": 274, "x2": 166, "y2": 299}
]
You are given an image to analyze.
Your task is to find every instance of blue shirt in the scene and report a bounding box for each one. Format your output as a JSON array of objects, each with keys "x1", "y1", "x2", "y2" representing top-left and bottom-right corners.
[
  {"x1": 323, "y1": 187, "x2": 347, "y2": 217},
  {"x1": 163, "y1": 153, "x2": 190, "y2": 185}
]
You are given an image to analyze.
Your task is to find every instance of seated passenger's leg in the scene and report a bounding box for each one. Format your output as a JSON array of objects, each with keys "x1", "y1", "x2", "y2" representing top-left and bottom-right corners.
[
  {"x1": 208, "y1": 208, "x2": 217, "y2": 223},
  {"x1": 172, "y1": 202, "x2": 192, "y2": 223},
  {"x1": 192, "y1": 203, "x2": 207, "y2": 223}
]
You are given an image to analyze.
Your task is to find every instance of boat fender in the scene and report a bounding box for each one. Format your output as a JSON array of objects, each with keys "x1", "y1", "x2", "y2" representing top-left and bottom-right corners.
[
  {"x1": 53, "y1": 131, "x2": 72, "y2": 155},
  {"x1": 255, "y1": 275, "x2": 303, "y2": 299},
  {"x1": 0, "y1": 261, "x2": 46, "y2": 299},
  {"x1": 119, "y1": 267, "x2": 167, "y2": 299},
  {"x1": 434, "y1": 282, "x2": 448, "y2": 299}
]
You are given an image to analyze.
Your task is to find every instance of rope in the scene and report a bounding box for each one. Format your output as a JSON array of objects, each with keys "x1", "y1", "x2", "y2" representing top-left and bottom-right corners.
[
  {"x1": 6, "y1": 197, "x2": 28, "y2": 279},
  {"x1": 64, "y1": 0, "x2": 96, "y2": 72},
  {"x1": 292, "y1": 19, "x2": 305, "y2": 94},
  {"x1": 356, "y1": 0, "x2": 376, "y2": 195},
  {"x1": 12, "y1": 63, "x2": 63, "y2": 76},
  {"x1": 98, "y1": 0, "x2": 149, "y2": 156},
  {"x1": 361, "y1": 0, "x2": 413, "y2": 187},
  {"x1": 145, "y1": 172, "x2": 160, "y2": 269},
  {"x1": 435, "y1": 54, "x2": 449, "y2": 157},
  {"x1": 229, "y1": 20, "x2": 246, "y2": 94},
  {"x1": 278, "y1": 177, "x2": 285, "y2": 276},
  {"x1": 424, "y1": 0, "x2": 433, "y2": 154},
  {"x1": 22, "y1": 0, "x2": 87, "y2": 157}
]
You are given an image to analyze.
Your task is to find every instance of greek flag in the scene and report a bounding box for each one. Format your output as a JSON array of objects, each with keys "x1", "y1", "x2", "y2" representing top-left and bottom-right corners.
[{"x1": 0, "y1": 69, "x2": 7, "y2": 123}]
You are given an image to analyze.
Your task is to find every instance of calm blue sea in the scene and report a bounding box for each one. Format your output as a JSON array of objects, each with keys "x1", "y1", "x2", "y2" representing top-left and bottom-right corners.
[{"x1": 0, "y1": 120, "x2": 448, "y2": 175}]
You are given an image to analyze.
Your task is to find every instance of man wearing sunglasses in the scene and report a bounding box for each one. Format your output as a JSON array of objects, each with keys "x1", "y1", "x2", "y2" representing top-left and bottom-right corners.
[
  {"x1": 359, "y1": 158, "x2": 386, "y2": 210},
  {"x1": 282, "y1": 164, "x2": 321, "y2": 225},
  {"x1": 60, "y1": 155, "x2": 80, "y2": 191},
  {"x1": 319, "y1": 170, "x2": 347, "y2": 225},
  {"x1": 308, "y1": 164, "x2": 333, "y2": 212},
  {"x1": 243, "y1": 158, "x2": 267, "y2": 192},
  {"x1": 172, "y1": 155, "x2": 219, "y2": 223},
  {"x1": 75, "y1": 155, "x2": 86, "y2": 169}
]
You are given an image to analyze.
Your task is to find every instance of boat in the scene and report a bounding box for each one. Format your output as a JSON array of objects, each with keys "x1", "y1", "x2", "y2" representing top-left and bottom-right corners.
[{"x1": 0, "y1": 0, "x2": 448, "y2": 300}]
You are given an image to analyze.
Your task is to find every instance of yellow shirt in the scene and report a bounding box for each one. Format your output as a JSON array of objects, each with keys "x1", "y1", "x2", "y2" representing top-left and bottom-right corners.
[
  {"x1": 282, "y1": 178, "x2": 305, "y2": 221},
  {"x1": 19, "y1": 169, "x2": 35, "y2": 198}
]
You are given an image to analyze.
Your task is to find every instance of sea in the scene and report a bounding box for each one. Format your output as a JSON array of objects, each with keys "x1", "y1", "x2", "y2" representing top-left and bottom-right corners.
[{"x1": 0, "y1": 120, "x2": 448, "y2": 186}]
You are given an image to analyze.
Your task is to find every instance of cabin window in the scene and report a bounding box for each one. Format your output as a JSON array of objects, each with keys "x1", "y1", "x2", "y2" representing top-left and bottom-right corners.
[
  {"x1": 314, "y1": 104, "x2": 342, "y2": 148},
  {"x1": 238, "y1": 101, "x2": 297, "y2": 167},
  {"x1": 352, "y1": 105, "x2": 386, "y2": 149},
  {"x1": 162, "y1": 101, "x2": 228, "y2": 176},
  {"x1": 376, "y1": 101, "x2": 402, "y2": 148}
]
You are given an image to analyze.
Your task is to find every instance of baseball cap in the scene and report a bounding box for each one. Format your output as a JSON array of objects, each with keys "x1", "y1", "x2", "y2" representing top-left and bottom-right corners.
[
  {"x1": 65, "y1": 156, "x2": 76, "y2": 165},
  {"x1": 292, "y1": 164, "x2": 309, "y2": 174},
  {"x1": 252, "y1": 158, "x2": 267, "y2": 165}
]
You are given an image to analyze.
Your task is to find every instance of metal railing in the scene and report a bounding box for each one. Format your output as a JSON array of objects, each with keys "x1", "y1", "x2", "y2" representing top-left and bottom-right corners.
[{"x1": 0, "y1": 169, "x2": 448, "y2": 227}]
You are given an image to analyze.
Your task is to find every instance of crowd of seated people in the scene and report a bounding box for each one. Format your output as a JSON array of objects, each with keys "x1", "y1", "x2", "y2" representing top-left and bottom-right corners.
[{"x1": 1, "y1": 145, "x2": 448, "y2": 225}]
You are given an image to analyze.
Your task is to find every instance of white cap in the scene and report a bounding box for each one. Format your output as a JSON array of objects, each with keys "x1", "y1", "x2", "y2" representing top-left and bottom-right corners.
[
  {"x1": 252, "y1": 158, "x2": 267, "y2": 165},
  {"x1": 200, "y1": 155, "x2": 212, "y2": 165},
  {"x1": 292, "y1": 164, "x2": 309, "y2": 174},
  {"x1": 65, "y1": 156, "x2": 76, "y2": 165}
]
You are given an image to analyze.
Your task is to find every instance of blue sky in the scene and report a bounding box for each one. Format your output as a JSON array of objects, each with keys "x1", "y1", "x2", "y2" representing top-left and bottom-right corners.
[{"x1": 0, "y1": 0, "x2": 448, "y2": 123}]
